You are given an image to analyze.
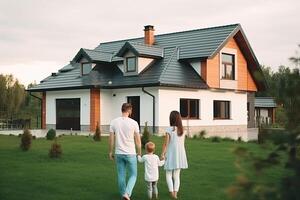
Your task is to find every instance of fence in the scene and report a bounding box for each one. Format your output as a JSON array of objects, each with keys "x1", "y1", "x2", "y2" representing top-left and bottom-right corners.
[{"x1": 0, "y1": 115, "x2": 41, "y2": 130}]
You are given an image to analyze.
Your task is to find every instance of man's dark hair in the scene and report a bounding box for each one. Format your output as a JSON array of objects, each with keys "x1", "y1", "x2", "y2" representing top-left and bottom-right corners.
[{"x1": 121, "y1": 103, "x2": 132, "y2": 113}]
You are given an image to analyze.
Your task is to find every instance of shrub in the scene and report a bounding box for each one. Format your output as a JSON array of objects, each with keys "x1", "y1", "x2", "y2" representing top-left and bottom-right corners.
[
  {"x1": 93, "y1": 123, "x2": 101, "y2": 141},
  {"x1": 192, "y1": 134, "x2": 198, "y2": 140},
  {"x1": 20, "y1": 129, "x2": 32, "y2": 151},
  {"x1": 32, "y1": 135, "x2": 36, "y2": 140},
  {"x1": 199, "y1": 130, "x2": 207, "y2": 139},
  {"x1": 222, "y1": 137, "x2": 235, "y2": 142},
  {"x1": 46, "y1": 129, "x2": 56, "y2": 140},
  {"x1": 237, "y1": 136, "x2": 242, "y2": 142},
  {"x1": 211, "y1": 136, "x2": 221, "y2": 143},
  {"x1": 18, "y1": 134, "x2": 22, "y2": 137},
  {"x1": 49, "y1": 139, "x2": 62, "y2": 158},
  {"x1": 141, "y1": 122, "x2": 150, "y2": 149}
]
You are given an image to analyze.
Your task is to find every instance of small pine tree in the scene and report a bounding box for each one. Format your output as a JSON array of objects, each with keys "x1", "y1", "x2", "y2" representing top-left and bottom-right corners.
[
  {"x1": 141, "y1": 122, "x2": 150, "y2": 149},
  {"x1": 49, "y1": 139, "x2": 62, "y2": 158},
  {"x1": 93, "y1": 123, "x2": 101, "y2": 141},
  {"x1": 20, "y1": 128, "x2": 32, "y2": 151}
]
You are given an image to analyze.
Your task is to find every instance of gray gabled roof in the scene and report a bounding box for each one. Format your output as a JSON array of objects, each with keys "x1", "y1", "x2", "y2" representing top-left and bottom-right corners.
[
  {"x1": 73, "y1": 48, "x2": 114, "y2": 63},
  {"x1": 28, "y1": 23, "x2": 265, "y2": 92},
  {"x1": 30, "y1": 63, "x2": 86, "y2": 91},
  {"x1": 96, "y1": 24, "x2": 239, "y2": 60},
  {"x1": 255, "y1": 97, "x2": 277, "y2": 108},
  {"x1": 116, "y1": 42, "x2": 163, "y2": 58},
  {"x1": 29, "y1": 47, "x2": 208, "y2": 91}
]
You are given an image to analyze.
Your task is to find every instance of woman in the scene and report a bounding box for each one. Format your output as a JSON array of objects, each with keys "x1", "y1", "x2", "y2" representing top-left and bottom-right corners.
[{"x1": 161, "y1": 111, "x2": 188, "y2": 199}]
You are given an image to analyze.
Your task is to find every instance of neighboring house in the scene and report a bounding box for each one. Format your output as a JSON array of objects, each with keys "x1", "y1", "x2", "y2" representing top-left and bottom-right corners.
[
  {"x1": 255, "y1": 97, "x2": 277, "y2": 126},
  {"x1": 28, "y1": 24, "x2": 266, "y2": 140}
]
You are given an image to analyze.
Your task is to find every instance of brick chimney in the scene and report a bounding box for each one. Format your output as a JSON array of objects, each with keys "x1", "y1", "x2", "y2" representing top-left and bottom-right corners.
[{"x1": 144, "y1": 25, "x2": 155, "y2": 45}]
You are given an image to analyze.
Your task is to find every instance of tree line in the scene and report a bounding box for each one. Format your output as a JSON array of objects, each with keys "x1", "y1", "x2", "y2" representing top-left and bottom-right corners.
[{"x1": 0, "y1": 74, "x2": 40, "y2": 128}]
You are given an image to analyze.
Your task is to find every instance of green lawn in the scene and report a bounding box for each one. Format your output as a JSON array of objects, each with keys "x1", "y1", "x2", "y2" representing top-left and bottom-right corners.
[{"x1": 0, "y1": 135, "x2": 286, "y2": 200}]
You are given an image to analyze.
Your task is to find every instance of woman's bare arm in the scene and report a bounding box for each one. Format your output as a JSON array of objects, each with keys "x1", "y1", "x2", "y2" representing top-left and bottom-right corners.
[{"x1": 161, "y1": 133, "x2": 170, "y2": 159}]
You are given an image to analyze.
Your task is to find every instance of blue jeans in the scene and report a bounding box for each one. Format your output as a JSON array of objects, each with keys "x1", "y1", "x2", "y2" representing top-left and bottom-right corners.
[{"x1": 115, "y1": 154, "x2": 137, "y2": 197}]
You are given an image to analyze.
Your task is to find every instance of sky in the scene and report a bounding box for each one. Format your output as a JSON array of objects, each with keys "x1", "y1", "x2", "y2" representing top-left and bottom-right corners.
[{"x1": 0, "y1": 0, "x2": 299, "y2": 86}]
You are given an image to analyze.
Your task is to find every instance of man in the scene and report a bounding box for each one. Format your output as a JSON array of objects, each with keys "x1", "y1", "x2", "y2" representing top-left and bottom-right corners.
[{"x1": 109, "y1": 103, "x2": 142, "y2": 200}]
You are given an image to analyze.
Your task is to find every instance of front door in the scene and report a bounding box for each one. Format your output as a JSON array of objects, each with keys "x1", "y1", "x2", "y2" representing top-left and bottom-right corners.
[
  {"x1": 56, "y1": 98, "x2": 80, "y2": 130},
  {"x1": 127, "y1": 96, "x2": 140, "y2": 126}
]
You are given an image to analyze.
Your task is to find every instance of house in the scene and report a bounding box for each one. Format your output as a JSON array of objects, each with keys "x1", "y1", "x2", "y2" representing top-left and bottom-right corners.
[
  {"x1": 28, "y1": 24, "x2": 266, "y2": 140},
  {"x1": 255, "y1": 97, "x2": 277, "y2": 126}
]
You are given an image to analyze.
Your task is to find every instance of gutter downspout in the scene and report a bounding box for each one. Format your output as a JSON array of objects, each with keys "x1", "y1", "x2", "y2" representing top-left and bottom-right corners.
[
  {"x1": 142, "y1": 87, "x2": 155, "y2": 133},
  {"x1": 29, "y1": 92, "x2": 42, "y2": 129}
]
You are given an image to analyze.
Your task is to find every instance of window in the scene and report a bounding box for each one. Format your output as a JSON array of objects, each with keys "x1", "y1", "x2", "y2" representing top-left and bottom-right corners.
[
  {"x1": 221, "y1": 53, "x2": 235, "y2": 80},
  {"x1": 81, "y1": 63, "x2": 92, "y2": 75},
  {"x1": 126, "y1": 57, "x2": 137, "y2": 72},
  {"x1": 180, "y1": 99, "x2": 199, "y2": 119},
  {"x1": 213, "y1": 100, "x2": 230, "y2": 119}
]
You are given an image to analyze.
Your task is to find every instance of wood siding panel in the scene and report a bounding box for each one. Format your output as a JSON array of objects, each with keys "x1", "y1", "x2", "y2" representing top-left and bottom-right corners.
[
  {"x1": 206, "y1": 54, "x2": 220, "y2": 88},
  {"x1": 247, "y1": 72, "x2": 257, "y2": 91},
  {"x1": 204, "y1": 37, "x2": 258, "y2": 91},
  {"x1": 90, "y1": 89, "x2": 100, "y2": 132}
]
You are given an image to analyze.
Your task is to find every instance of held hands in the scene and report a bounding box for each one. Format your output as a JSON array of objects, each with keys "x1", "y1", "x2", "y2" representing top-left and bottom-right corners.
[
  {"x1": 160, "y1": 153, "x2": 166, "y2": 160},
  {"x1": 109, "y1": 152, "x2": 114, "y2": 161}
]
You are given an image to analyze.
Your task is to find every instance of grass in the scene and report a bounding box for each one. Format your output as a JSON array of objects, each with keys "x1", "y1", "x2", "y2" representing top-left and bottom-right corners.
[{"x1": 0, "y1": 135, "x2": 287, "y2": 200}]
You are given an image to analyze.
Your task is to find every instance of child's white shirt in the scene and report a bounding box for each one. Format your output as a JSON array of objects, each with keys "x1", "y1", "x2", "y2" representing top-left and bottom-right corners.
[{"x1": 138, "y1": 154, "x2": 165, "y2": 182}]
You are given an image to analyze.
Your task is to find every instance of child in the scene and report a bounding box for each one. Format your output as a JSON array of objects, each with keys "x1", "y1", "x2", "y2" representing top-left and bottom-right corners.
[{"x1": 138, "y1": 142, "x2": 165, "y2": 200}]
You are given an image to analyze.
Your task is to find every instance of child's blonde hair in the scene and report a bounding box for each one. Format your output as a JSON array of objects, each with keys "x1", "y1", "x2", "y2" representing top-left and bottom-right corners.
[{"x1": 145, "y1": 142, "x2": 155, "y2": 153}]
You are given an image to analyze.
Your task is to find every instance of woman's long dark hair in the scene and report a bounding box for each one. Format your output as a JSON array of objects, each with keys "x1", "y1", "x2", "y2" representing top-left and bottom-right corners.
[{"x1": 169, "y1": 111, "x2": 183, "y2": 136}]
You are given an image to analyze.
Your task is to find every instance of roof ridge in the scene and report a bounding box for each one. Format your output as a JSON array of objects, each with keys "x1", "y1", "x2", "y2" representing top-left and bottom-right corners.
[
  {"x1": 158, "y1": 47, "x2": 178, "y2": 82},
  {"x1": 83, "y1": 48, "x2": 115, "y2": 54},
  {"x1": 128, "y1": 41, "x2": 163, "y2": 49},
  {"x1": 98, "y1": 23, "x2": 240, "y2": 45}
]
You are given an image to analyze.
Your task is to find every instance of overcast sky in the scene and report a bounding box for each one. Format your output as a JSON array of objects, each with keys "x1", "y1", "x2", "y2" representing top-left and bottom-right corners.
[{"x1": 0, "y1": 0, "x2": 299, "y2": 86}]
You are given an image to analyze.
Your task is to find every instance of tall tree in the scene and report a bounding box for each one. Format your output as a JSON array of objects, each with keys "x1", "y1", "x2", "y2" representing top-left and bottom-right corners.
[{"x1": 289, "y1": 44, "x2": 300, "y2": 67}]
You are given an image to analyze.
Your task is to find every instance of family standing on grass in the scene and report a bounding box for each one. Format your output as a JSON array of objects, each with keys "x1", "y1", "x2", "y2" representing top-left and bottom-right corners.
[{"x1": 109, "y1": 103, "x2": 188, "y2": 200}]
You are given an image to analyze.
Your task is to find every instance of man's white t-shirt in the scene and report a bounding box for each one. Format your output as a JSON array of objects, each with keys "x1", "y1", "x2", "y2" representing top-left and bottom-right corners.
[
  {"x1": 109, "y1": 116, "x2": 140, "y2": 155},
  {"x1": 138, "y1": 154, "x2": 165, "y2": 182}
]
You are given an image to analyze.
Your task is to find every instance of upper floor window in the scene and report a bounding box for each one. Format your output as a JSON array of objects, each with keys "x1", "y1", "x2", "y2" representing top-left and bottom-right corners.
[
  {"x1": 81, "y1": 63, "x2": 92, "y2": 75},
  {"x1": 180, "y1": 98, "x2": 200, "y2": 119},
  {"x1": 213, "y1": 100, "x2": 230, "y2": 119},
  {"x1": 221, "y1": 53, "x2": 235, "y2": 80},
  {"x1": 126, "y1": 57, "x2": 137, "y2": 72}
]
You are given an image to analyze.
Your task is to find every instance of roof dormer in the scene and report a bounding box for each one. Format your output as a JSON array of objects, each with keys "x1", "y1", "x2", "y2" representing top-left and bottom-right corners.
[
  {"x1": 72, "y1": 48, "x2": 114, "y2": 76},
  {"x1": 116, "y1": 41, "x2": 163, "y2": 75}
]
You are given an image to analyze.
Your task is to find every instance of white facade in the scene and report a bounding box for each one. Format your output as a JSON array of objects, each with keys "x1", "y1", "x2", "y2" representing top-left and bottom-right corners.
[
  {"x1": 100, "y1": 86, "x2": 248, "y2": 136},
  {"x1": 45, "y1": 89, "x2": 90, "y2": 127},
  {"x1": 45, "y1": 87, "x2": 253, "y2": 140},
  {"x1": 100, "y1": 87, "x2": 159, "y2": 128},
  {"x1": 157, "y1": 87, "x2": 247, "y2": 127}
]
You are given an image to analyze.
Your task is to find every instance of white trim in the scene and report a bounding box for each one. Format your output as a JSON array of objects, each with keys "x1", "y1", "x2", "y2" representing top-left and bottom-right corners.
[{"x1": 219, "y1": 47, "x2": 238, "y2": 89}]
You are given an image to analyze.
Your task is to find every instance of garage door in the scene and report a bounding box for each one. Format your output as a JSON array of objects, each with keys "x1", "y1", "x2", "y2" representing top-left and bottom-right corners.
[{"x1": 56, "y1": 98, "x2": 80, "y2": 130}]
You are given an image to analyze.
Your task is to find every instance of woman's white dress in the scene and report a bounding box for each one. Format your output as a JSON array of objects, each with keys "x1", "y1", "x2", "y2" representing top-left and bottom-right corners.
[{"x1": 164, "y1": 127, "x2": 188, "y2": 170}]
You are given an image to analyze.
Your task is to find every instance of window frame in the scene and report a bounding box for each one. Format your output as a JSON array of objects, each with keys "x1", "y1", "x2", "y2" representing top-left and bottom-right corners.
[
  {"x1": 125, "y1": 57, "x2": 137, "y2": 73},
  {"x1": 221, "y1": 53, "x2": 235, "y2": 80},
  {"x1": 180, "y1": 98, "x2": 200, "y2": 120},
  {"x1": 81, "y1": 62, "x2": 92, "y2": 76},
  {"x1": 213, "y1": 100, "x2": 231, "y2": 120}
]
